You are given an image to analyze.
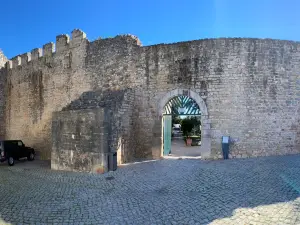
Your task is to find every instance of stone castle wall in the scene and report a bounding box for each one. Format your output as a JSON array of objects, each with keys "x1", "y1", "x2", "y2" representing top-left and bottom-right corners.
[
  {"x1": 1, "y1": 30, "x2": 141, "y2": 159},
  {"x1": 0, "y1": 50, "x2": 7, "y2": 139},
  {"x1": 138, "y1": 39, "x2": 300, "y2": 158},
  {"x1": 1, "y1": 29, "x2": 300, "y2": 161}
]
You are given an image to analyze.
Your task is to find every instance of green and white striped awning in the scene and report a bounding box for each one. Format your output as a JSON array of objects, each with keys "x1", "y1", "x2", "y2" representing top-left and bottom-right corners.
[{"x1": 163, "y1": 95, "x2": 201, "y2": 115}]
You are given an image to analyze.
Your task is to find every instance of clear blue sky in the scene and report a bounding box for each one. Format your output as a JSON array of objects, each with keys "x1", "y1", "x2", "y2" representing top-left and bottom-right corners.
[{"x1": 1, "y1": 0, "x2": 300, "y2": 58}]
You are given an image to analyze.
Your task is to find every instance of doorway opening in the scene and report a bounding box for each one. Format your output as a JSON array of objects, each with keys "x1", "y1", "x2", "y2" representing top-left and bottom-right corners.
[{"x1": 162, "y1": 95, "x2": 202, "y2": 158}]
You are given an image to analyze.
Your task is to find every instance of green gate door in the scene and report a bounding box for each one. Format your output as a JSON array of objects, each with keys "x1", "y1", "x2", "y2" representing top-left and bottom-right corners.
[{"x1": 163, "y1": 115, "x2": 172, "y2": 156}]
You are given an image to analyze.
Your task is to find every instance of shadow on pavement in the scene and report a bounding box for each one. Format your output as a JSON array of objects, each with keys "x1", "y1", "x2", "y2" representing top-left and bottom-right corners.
[{"x1": 0, "y1": 159, "x2": 50, "y2": 169}]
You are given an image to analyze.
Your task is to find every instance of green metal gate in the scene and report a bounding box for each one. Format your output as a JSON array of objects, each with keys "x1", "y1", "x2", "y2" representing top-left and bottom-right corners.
[{"x1": 163, "y1": 115, "x2": 172, "y2": 156}]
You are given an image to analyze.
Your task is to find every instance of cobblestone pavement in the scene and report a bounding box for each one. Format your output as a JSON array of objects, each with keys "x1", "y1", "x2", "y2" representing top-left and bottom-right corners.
[
  {"x1": 170, "y1": 138, "x2": 201, "y2": 158},
  {"x1": 1, "y1": 155, "x2": 300, "y2": 225}
]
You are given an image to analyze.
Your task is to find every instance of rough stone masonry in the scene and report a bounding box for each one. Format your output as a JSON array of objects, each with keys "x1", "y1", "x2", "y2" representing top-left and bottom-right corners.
[{"x1": 0, "y1": 29, "x2": 299, "y2": 172}]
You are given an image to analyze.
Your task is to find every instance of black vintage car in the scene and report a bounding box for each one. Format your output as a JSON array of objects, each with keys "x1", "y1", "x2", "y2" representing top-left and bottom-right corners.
[{"x1": 0, "y1": 140, "x2": 35, "y2": 166}]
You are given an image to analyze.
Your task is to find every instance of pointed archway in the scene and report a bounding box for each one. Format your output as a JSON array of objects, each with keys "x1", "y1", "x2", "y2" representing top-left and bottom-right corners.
[{"x1": 158, "y1": 89, "x2": 211, "y2": 158}]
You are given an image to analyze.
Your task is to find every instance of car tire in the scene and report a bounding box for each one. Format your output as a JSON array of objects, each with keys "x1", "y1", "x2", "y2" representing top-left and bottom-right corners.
[
  {"x1": 27, "y1": 152, "x2": 35, "y2": 161},
  {"x1": 8, "y1": 156, "x2": 14, "y2": 166}
]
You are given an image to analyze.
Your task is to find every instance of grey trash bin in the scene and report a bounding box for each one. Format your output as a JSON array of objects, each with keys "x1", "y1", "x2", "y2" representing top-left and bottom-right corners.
[
  {"x1": 108, "y1": 152, "x2": 117, "y2": 171},
  {"x1": 222, "y1": 136, "x2": 230, "y2": 160}
]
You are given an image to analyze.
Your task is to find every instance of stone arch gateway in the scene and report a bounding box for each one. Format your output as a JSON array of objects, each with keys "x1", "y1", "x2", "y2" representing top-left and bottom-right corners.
[{"x1": 158, "y1": 88, "x2": 211, "y2": 158}]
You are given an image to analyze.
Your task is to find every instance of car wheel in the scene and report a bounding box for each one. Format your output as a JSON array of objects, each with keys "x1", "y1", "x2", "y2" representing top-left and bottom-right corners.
[
  {"x1": 27, "y1": 152, "x2": 35, "y2": 161},
  {"x1": 8, "y1": 156, "x2": 14, "y2": 166}
]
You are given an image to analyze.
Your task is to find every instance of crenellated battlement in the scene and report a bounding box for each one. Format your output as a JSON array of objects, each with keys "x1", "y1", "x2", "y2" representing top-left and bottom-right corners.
[
  {"x1": 31, "y1": 48, "x2": 42, "y2": 61},
  {"x1": 71, "y1": 29, "x2": 86, "y2": 47},
  {"x1": 43, "y1": 42, "x2": 55, "y2": 57},
  {"x1": 11, "y1": 56, "x2": 21, "y2": 67},
  {"x1": 5, "y1": 28, "x2": 143, "y2": 69},
  {"x1": 20, "y1": 52, "x2": 31, "y2": 65},
  {"x1": 56, "y1": 34, "x2": 70, "y2": 53},
  {"x1": 0, "y1": 50, "x2": 7, "y2": 68},
  {"x1": 6, "y1": 29, "x2": 88, "y2": 69}
]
